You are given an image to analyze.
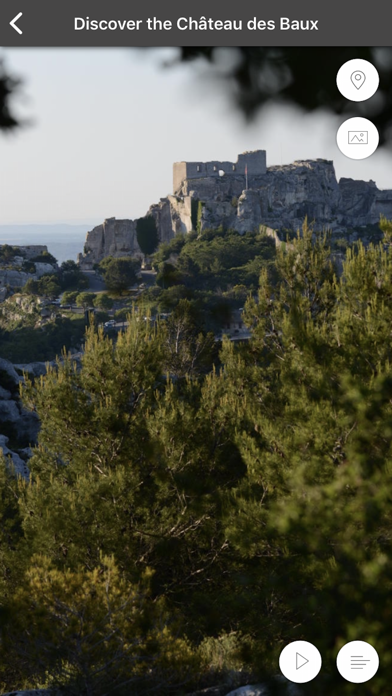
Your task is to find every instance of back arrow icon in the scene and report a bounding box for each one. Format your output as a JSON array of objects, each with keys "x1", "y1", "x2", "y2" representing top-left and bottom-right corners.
[{"x1": 10, "y1": 12, "x2": 23, "y2": 35}]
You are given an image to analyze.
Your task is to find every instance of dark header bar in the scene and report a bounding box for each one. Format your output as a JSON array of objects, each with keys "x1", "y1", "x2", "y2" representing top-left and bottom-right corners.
[{"x1": 1, "y1": 0, "x2": 392, "y2": 47}]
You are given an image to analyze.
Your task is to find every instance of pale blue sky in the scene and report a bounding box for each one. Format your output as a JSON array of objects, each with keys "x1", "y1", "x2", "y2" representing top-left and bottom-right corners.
[{"x1": 1, "y1": 48, "x2": 391, "y2": 225}]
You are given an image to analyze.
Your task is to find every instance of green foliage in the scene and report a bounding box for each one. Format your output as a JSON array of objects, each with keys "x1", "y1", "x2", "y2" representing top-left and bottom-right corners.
[
  {"x1": 196, "y1": 200, "x2": 205, "y2": 234},
  {"x1": 0, "y1": 316, "x2": 86, "y2": 362},
  {"x1": 99, "y1": 256, "x2": 140, "y2": 293},
  {"x1": 22, "y1": 274, "x2": 61, "y2": 299},
  {"x1": 4, "y1": 219, "x2": 392, "y2": 693},
  {"x1": 136, "y1": 215, "x2": 159, "y2": 257},
  {"x1": 380, "y1": 214, "x2": 392, "y2": 245},
  {"x1": 169, "y1": 229, "x2": 276, "y2": 291},
  {"x1": 30, "y1": 250, "x2": 58, "y2": 265},
  {"x1": 75, "y1": 291, "x2": 96, "y2": 308},
  {"x1": 214, "y1": 221, "x2": 392, "y2": 690},
  {"x1": 158, "y1": 284, "x2": 193, "y2": 312},
  {"x1": 93, "y1": 311, "x2": 111, "y2": 325},
  {"x1": 93, "y1": 292, "x2": 113, "y2": 310},
  {"x1": 152, "y1": 235, "x2": 186, "y2": 268},
  {"x1": 21, "y1": 260, "x2": 36, "y2": 273},
  {"x1": 162, "y1": 299, "x2": 216, "y2": 378},
  {"x1": 114, "y1": 307, "x2": 132, "y2": 321},
  {"x1": 22, "y1": 278, "x2": 40, "y2": 295},
  {"x1": 6, "y1": 315, "x2": 245, "y2": 690},
  {"x1": 0, "y1": 244, "x2": 18, "y2": 263},
  {"x1": 4, "y1": 555, "x2": 198, "y2": 695},
  {"x1": 152, "y1": 229, "x2": 276, "y2": 332},
  {"x1": 59, "y1": 259, "x2": 88, "y2": 290},
  {"x1": 61, "y1": 290, "x2": 79, "y2": 305},
  {"x1": 156, "y1": 262, "x2": 183, "y2": 288}
]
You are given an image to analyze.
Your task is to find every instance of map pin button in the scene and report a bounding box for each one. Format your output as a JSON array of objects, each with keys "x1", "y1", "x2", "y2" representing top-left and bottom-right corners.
[{"x1": 351, "y1": 71, "x2": 366, "y2": 89}]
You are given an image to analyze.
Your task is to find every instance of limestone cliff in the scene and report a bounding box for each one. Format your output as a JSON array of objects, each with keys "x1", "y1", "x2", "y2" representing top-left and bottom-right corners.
[
  {"x1": 78, "y1": 159, "x2": 392, "y2": 267},
  {"x1": 0, "y1": 246, "x2": 57, "y2": 292},
  {"x1": 78, "y1": 217, "x2": 142, "y2": 268},
  {"x1": 184, "y1": 160, "x2": 392, "y2": 236}
]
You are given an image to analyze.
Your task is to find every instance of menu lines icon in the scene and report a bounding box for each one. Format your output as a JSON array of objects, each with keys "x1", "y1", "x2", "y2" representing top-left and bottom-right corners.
[
  {"x1": 350, "y1": 655, "x2": 371, "y2": 669},
  {"x1": 336, "y1": 640, "x2": 379, "y2": 683}
]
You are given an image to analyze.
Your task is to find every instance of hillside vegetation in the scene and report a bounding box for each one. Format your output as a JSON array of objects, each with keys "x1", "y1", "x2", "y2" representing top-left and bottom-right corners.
[{"x1": 0, "y1": 220, "x2": 392, "y2": 693}]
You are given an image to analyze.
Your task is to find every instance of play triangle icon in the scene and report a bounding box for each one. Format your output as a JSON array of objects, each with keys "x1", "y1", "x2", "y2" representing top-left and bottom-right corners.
[{"x1": 296, "y1": 652, "x2": 309, "y2": 670}]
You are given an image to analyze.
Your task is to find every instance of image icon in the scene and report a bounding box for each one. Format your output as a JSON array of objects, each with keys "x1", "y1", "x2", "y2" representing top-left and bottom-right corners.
[
  {"x1": 348, "y1": 131, "x2": 368, "y2": 144},
  {"x1": 351, "y1": 70, "x2": 366, "y2": 89}
]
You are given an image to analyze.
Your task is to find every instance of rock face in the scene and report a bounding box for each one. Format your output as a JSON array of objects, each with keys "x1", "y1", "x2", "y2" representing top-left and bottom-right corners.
[
  {"x1": 0, "y1": 357, "x2": 43, "y2": 479},
  {"x1": 15, "y1": 245, "x2": 49, "y2": 260},
  {"x1": 0, "y1": 244, "x2": 57, "y2": 292},
  {"x1": 148, "y1": 195, "x2": 193, "y2": 242},
  {"x1": 188, "y1": 679, "x2": 302, "y2": 696},
  {"x1": 77, "y1": 157, "x2": 392, "y2": 268},
  {"x1": 225, "y1": 685, "x2": 301, "y2": 696},
  {"x1": 1, "y1": 691, "x2": 53, "y2": 696},
  {"x1": 0, "y1": 434, "x2": 30, "y2": 478},
  {"x1": 78, "y1": 217, "x2": 142, "y2": 268},
  {"x1": 0, "y1": 264, "x2": 56, "y2": 291},
  {"x1": 185, "y1": 160, "x2": 392, "y2": 236}
]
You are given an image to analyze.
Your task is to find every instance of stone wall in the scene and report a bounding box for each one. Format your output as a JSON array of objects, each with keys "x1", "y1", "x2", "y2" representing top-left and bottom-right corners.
[{"x1": 173, "y1": 150, "x2": 267, "y2": 193}]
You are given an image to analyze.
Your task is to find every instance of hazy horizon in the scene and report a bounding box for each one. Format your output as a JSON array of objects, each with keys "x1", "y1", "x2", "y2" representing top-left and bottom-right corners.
[{"x1": 1, "y1": 48, "x2": 392, "y2": 226}]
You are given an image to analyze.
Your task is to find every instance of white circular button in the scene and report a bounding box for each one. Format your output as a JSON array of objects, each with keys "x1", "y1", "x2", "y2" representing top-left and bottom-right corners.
[
  {"x1": 279, "y1": 640, "x2": 322, "y2": 683},
  {"x1": 337, "y1": 59, "x2": 379, "y2": 102},
  {"x1": 336, "y1": 640, "x2": 379, "y2": 683},
  {"x1": 336, "y1": 117, "x2": 379, "y2": 160}
]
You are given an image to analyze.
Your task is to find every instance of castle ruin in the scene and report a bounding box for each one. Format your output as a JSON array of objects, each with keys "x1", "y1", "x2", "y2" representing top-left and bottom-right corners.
[{"x1": 173, "y1": 150, "x2": 267, "y2": 194}]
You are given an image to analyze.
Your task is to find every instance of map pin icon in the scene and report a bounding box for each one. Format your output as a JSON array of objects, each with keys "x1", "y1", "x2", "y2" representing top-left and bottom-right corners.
[{"x1": 351, "y1": 71, "x2": 366, "y2": 89}]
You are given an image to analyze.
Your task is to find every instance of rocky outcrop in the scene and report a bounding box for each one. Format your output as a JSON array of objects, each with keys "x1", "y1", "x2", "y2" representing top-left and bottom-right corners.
[
  {"x1": 149, "y1": 195, "x2": 193, "y2": 242},
  {"x1": 0, "y1": 357, "x2": 43, "y2": 479},
  {"x1": 0, "y1": 434, "x2": 30, "y2": 478},
  {"x1": 225, "y1": 685, "x2": 301, "y2": 696},
  {"x1": 77, "y1": 158, "x2": 392, "y2": 267},
  {"x1": 186, "y1": 679, "x2": 302, "y2": 696},
  {"x1": 0, "y1": 245, "x2": 57, "y2": 292},
  {"x1": 0, "y1": 262, "x2": 57, "y2": 291},
  {"x1": 0, "y1": 684, "x2": 299, "y2": 696},
  {"x1": 15, "y1": 361, "x2": 56, "y2": 378},
  {"x1": 188, "y1": 160, "x2": 392, "y2": 236},
  {"x1": 78, "y1": 217, "x2": 142, "y2": 268},
  {"x1": 1, "y1": 691, "x2": 53, "y2": 696},
  {"x1": 225, "y1": 688, "x2": 269, "y2": 696},
  {"x1": 14, "y1": 245, "x2": 49, "y2": 260},
  {"x1": 0, "y1": 357, "x2": 22, "y2": 386}
]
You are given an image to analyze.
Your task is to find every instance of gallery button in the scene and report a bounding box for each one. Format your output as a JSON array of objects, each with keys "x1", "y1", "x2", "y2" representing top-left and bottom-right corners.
[
  {"x1": 337, "y1": 117, "x2": 379, "y2": 160},
  {"x1": 279, "y1": 640, "x2": 322, "y2": 683},
  {"x1": 336, "y1": 640, "x2": 379, "y2": 684}
]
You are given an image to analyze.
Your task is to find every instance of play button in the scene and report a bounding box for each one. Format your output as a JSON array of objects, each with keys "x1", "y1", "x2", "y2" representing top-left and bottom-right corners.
[
  {"x1": 279, "y1": 640, "x2": 322, "y2": 683},
  {"x1": 296, "y1": 652, "x2": 309, "y2": 670}
]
